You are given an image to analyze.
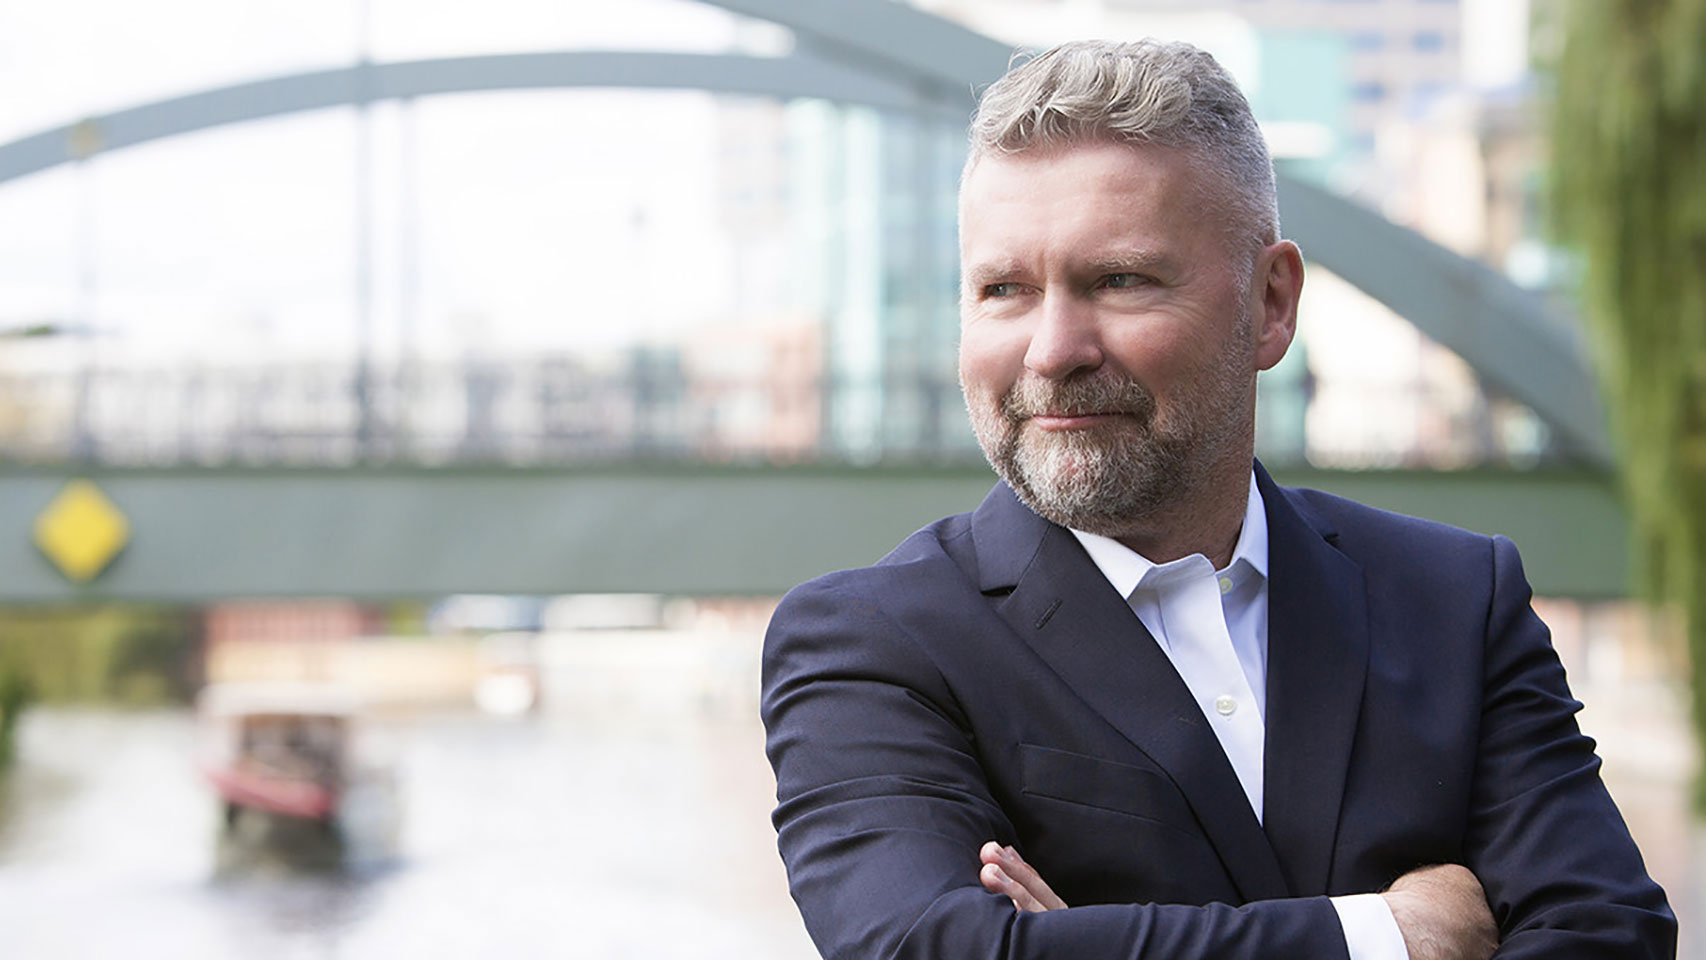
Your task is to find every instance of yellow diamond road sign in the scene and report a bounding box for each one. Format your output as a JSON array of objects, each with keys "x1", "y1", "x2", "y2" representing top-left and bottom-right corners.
[{"x1": 33, "y1": 479, "x2": 130, "y2": 583}]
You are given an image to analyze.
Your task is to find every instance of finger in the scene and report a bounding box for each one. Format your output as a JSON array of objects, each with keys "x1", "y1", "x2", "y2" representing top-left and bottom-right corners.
[
  {"x1": 995, "y1": 845, "x2": 1069, "y2": 911},
  {"x1": 979, "y1": 840, "x2": 1004, "y2": 866},
  {"x1": 980, "y1": 862, "x2": 1045, "y2": 912}
]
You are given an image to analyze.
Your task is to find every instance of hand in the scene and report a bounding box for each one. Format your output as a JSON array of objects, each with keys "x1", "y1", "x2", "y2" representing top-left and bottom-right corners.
[
  {"x1": 1380, "y1": 864, "x2": 1498, "y2": 960},
  {"x1": 978, "y1": 841, "x2": 1068, "y2": 912}
]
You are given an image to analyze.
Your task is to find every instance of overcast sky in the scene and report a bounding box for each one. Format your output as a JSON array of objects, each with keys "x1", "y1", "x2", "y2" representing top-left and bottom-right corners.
[
  {"x1": 0, "y1": 0, "x2": 776, "y2": 360},
  {"x1": 0, "y1": 0, "x2": 1531, "y2": 366}
]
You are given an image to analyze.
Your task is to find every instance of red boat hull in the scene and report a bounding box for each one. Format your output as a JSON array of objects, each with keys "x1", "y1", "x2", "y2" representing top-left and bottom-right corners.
[{"x1": 207, "y1": 768, "x2": 338, "y2": 821}]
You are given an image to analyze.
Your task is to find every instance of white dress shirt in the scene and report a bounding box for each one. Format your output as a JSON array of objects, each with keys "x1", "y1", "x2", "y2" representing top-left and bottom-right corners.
[{"x1": 1069, "y1": 473, "x2": 1408, "y2": 960}]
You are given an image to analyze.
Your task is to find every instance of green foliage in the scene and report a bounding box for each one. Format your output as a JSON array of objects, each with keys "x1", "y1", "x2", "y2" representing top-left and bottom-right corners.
[
  {"x1": 1551, "y1": 0, "x2": 1706, "y2": 806},
  {"x1": 0, "y1": 605, "x2": 195, "y2": 769},
  {"x1": 0, "y1": 606, "x2": 197, "y2": 708},
  {"x1": 382, "y1": 601, "x2": 430, "y2": 637},
  {"x1": 0, "y1": 667, "x2": 32, "y2": 769}
]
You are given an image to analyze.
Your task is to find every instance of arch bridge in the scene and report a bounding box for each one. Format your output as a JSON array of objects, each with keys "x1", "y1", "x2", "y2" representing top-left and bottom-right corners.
[{"x1": 0, "y1": 0, "x2": 1623, "y2": 601}]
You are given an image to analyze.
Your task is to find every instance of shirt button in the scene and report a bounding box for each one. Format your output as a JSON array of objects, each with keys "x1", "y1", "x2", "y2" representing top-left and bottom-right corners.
[
  {"x1": 1214, "y1": 695, "x2": 1238, "y2": 717},
  {"x1": 1218, "y1": 576, "x2": 1234, "y2": 595}
]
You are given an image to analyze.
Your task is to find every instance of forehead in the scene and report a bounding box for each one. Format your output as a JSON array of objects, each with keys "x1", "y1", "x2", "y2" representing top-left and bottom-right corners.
[{"x1": 958, "y1": 141, "x2": 1230, "y2": 261}]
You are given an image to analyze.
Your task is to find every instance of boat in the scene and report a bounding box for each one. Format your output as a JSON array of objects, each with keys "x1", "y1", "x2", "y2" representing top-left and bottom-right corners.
[{"x1": 197, "y1": 683, "x2": 398, "y2": 869}]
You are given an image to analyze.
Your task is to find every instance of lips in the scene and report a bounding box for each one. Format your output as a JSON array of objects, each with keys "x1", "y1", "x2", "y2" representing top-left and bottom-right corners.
[
  {"x1": 1034, "y1": 408, "x2": 1128, "y2": 418},
  {"x1": 1022, "y1": 411, "x2": 1128, "y2": 433}
]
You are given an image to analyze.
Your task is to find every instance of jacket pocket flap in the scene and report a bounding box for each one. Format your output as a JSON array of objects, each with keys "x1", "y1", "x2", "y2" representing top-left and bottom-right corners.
[{"x1": 1018, "y1": 743, "x2": 1199, "y2": 834}]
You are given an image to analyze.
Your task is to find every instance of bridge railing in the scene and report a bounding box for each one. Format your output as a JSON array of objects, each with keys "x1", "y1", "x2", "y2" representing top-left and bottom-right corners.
[{"x1": 0, "y1": 355, "x2": 1557, "y2": 470}]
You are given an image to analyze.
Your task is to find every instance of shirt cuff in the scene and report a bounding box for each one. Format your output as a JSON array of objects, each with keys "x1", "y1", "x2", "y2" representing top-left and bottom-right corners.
[{"x1": 1331, "y1": 893, "x2": 1409, "y2": 960}]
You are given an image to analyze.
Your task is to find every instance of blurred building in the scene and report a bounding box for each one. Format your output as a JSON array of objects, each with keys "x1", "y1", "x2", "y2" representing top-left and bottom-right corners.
[
  {"x1": 684, "y1": 316, "x2": 822, "y2": 462},
  {"x1": 914, "y1": 0, "x2": 1461, "y2": 157},
  {"x1": 205, "y1": 601, "x2": 384, "y2": 646},
  {"x1": 0, "y1": 0, "x2": 1569, "y2": 473}
]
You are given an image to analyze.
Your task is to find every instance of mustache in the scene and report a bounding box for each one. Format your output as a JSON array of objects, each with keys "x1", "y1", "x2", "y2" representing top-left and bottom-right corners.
[{"x1": 1000, "y1": 373, "x2": 1157, "y2": 421}]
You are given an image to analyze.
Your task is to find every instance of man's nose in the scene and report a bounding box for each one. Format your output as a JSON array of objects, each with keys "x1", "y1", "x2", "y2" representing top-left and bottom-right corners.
[{"x1": 1023, "y1": 293, "x2": 1103, "y2": 380}]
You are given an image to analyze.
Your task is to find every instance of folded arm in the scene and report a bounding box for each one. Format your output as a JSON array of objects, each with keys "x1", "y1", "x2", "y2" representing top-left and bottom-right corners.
[
  {"x1": 981, "y1": 842, "x2": 1496, "y2": 960},
  {"x1": 763, "y1": 576, "x2": 1353, "y2": 960},
  {"x1": 1461, "y1": 537, "x2": 1675, "y2": 957}
]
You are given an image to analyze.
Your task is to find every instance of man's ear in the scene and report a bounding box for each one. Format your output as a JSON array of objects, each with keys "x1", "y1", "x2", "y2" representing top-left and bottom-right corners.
[{"x1": 1252, "y1": 240, "x2": 1304, "y2": 372}]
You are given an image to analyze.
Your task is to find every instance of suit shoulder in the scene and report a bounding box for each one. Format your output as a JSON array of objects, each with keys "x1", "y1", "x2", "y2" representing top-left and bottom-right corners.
[
  {"x1": 762, "y1": 511, "x2": 983, "y2": 710},
  {"x1": 1281, "y1": 483, "x2": 1510, "y2": 586},
  {"x1": 877, "y1": 508, "x2": 978, "y2": 567},
  {"x1": 1286, "y1": 483, "x2": 1496, "y2": 548},
  {"x1": 777, "y1": 509, "x2": 977, "y2": 609}
]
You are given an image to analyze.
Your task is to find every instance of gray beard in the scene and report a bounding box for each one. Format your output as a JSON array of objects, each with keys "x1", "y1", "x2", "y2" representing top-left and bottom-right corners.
[{"x1": 975, "y1": 372, "x2": 1203, "y2": 536}]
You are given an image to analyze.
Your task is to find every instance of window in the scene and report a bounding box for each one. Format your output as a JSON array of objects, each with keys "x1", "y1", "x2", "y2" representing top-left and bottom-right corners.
[
  {"x1": 1351, "y1": 31, "x2": 1386, "y2": 51},
  {"x1": 1352, "y1": 81, "x2": 1388, "y2": 102},
  {"x1": 1413, "y1": 31, "x2": 1447, "y2": 52}
]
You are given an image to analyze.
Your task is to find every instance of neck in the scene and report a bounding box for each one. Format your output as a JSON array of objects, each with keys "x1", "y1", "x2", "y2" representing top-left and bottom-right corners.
[{"x1": 1111, "y1": 458, "x2": 1251, "y2": 569}]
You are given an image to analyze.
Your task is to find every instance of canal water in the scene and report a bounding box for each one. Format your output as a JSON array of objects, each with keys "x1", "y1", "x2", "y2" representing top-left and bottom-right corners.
[
  {"x1": 2, "y1": 619, "x2": 1696, "y2": 958},
  {"x1": 0, "y1": 704, "x2": 816, "y2": 959}
]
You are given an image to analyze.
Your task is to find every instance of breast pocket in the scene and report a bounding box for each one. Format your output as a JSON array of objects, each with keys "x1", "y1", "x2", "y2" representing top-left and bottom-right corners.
[{"x1": 1018, "y1": 743, "x2": 1201, "y2": 837}]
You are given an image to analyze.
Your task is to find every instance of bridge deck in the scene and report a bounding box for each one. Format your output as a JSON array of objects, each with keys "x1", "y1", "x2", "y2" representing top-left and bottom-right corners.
[{"x1": 0, "y1": 464, "x2": 1626, "y2": 602}]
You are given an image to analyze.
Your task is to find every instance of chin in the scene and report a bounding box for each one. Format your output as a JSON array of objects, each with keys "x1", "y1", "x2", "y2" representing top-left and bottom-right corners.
[{"x1": 1011, "y1": 429, "x2": 1192, "y2": 529}]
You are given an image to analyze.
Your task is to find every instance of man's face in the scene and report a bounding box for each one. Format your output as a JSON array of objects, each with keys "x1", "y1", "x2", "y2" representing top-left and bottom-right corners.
[{"x1": 957, "y1": 140, "x2": 1287, "y2": 534}]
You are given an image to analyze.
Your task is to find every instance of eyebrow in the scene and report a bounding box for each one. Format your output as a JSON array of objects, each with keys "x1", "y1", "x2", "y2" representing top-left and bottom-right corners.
[
  {"x1": 962, "y1": 250, "x2": 1173, "y2": 283},
  {"x1": 962, "y1": 261, "x2": 1025, "y2": 290},
  {"x1": 1084, "y1": 250, "x2": 1171, "y2": 274},
  {"x1": 961, "y1": 249, "x2": 1177, "y2": 291}
]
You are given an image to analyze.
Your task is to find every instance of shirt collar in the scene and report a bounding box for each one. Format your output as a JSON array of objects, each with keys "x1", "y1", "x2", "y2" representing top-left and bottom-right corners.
[{"x1": 1069, "y1": 471, "x2": 1268, "y2": 598}]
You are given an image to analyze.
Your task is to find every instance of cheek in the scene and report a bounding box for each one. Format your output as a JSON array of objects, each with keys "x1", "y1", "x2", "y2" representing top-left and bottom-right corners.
[
  {"x1": 1105, "y1": 300, "x2": 1241, "y2": 375},
  {"x1": 1098, "y1": 328, "x2": 1192, "y2": 390},
  {"x1": 958, "y1": 327, "x2": 1024, "y2": 397}
]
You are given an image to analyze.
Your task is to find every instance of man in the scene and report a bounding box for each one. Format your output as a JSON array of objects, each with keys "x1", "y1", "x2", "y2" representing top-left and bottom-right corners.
[{"x1": 761, "y1": 39, "x2": 1674, "y2": 960}]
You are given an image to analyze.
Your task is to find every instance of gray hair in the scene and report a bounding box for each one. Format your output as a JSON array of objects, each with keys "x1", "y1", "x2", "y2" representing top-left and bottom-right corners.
[{"x1": 967, "y1": 39, "x2": 1280, "y2": 252}]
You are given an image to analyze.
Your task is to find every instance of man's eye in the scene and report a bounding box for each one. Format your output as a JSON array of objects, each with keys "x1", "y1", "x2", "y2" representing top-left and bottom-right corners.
[
  {"x1": 1103, "y1": 273, "x2": 1150, "y2": 289},
  {"x1": 983, "y1": 282, "x2": 1024, "y2": 298}
]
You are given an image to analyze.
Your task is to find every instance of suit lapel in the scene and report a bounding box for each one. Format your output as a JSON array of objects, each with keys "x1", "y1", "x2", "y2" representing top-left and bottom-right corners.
[
  {"x1": 1257, "y1": 466, "x2": 1370, "y2": 896},
  {"x1": 971, "y1": 484, "x2": 1291, "y2": 902}
]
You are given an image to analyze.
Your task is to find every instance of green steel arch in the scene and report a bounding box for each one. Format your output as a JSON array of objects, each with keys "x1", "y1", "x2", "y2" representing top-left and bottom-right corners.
[
  {"x1": 0, "y1": 51, "x2": 969, "y2": 182},
  {"x1": 0, "y1": 0, "x2": 1609, "y2": 466},
  {"x1": 1276, "y1": 177, "x2": 1608, "y2": 465}
]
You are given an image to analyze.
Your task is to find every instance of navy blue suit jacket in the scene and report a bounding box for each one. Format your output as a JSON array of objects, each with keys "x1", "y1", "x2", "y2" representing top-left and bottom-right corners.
[{"x1": 762, "y1": 465, "x2": 1674, "y2": 958}]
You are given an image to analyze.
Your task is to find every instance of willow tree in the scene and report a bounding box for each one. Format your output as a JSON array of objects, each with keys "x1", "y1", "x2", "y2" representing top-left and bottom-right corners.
[{"x1": 1551, "y1": 0, "x2": 1706, "y2": 804}]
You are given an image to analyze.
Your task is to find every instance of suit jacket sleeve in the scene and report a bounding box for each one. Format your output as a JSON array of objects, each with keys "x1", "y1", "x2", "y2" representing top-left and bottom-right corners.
[
  {"x1": 1466, "y1": 536, "x2": 1674, "y2": 957},
  {"x1": 762, "y1": 575, "x2": 1351, "y2": 960}
]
